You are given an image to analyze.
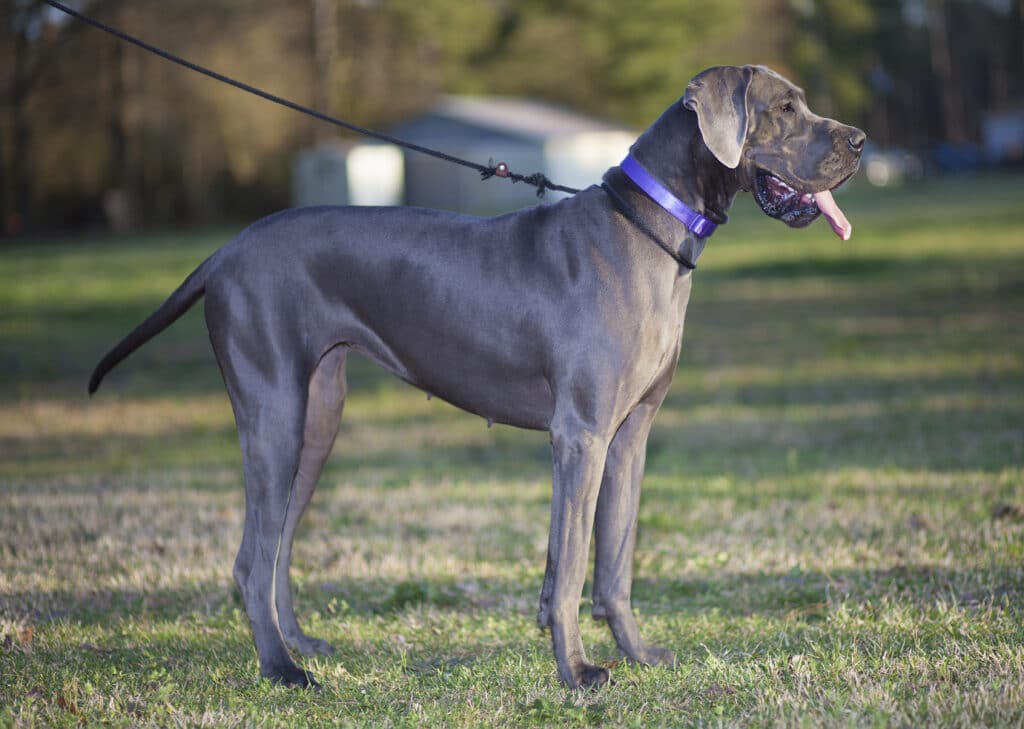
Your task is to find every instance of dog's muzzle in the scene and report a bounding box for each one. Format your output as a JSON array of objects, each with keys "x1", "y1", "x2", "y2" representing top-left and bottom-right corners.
[
  {"x1": 754, "y1": 170, "x2": 854, "y2": 240},
  {"x1": 753, "y1": 170, "x2": 821, "y2": 228}
]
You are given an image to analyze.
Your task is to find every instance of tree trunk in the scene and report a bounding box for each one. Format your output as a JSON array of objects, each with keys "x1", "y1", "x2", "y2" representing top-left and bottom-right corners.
[
  {"x1": 311, "y1": 0, "x2": 337, "y2": 143},
  {"x1": 927, "y1": 0, "x2": 966, "y2": 143},
  {"x1": 9, "y1": 3, "x2": 31, "y2": 234},
  {"x1": 104, "y1": 6, "x2": 144, "y2": 232}
]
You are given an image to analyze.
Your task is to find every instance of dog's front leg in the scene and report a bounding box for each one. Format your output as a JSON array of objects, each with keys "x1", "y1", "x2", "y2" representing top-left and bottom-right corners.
[
  {"x1": 592, "y1": 401, "x2": 676, "y2": 667},
  {"x1": 541, "y1": 426, "x2": 610, "y2": 689}
]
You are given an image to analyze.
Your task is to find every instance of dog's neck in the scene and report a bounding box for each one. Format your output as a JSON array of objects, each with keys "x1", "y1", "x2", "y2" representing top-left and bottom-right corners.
[
  {"x1": 631, "y1": 101, "x2": 743, "y2": 226},
  {"x1": 601, "y1": 102, "x2": 743, "y2": 268}
]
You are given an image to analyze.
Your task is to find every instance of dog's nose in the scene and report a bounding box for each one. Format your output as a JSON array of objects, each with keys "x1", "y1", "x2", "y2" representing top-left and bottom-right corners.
[{"x1": 848, "y1": 129, "x2": 866, "y2": 153}]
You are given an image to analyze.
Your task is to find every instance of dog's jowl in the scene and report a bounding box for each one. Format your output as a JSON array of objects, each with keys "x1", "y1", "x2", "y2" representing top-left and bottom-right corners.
[{"x1": 89, "y1": 66, "x2": 864, "y2": 690}]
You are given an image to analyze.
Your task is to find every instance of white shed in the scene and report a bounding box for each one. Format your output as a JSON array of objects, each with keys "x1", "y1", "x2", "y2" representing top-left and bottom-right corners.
[
  {"x1": 293, "y1": 97, "x2": 634, "y2": 214},
  {"x1": 292, "y1": 141, "x2": 405, "y2": 208}
]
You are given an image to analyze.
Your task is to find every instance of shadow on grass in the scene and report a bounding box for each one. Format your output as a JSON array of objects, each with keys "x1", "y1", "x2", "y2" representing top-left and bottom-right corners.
[
  {"x1": 3, "y1": 367, "x2": 1019, "y2": 483},
  {"x1": 4, "y1": 396, "x2": 1018, "y2": 487},
  {"x1": 699, "y1": 252, "x2": 1024, "y2": 286},
  {"x1": 4, "y1": 564, "x2": 1020, "y2": 630},
  {"x1": 4, "y1": 234, "x2": 1022, "y2": 400},
  {"x1": 702, "y1": 255, "x2": 904, "y2": 281}
]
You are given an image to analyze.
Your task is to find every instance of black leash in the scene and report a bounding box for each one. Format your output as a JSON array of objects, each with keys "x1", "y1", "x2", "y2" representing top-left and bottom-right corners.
[{"x1": 39, "y1": 0, "x2": 581, "y2": 198}]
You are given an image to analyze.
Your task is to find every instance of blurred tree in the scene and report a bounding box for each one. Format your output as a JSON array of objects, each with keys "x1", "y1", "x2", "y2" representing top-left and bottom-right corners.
[
  {"x1": 328, "y1": 0, "x2": 448, "y2": 127},
  {"x1": 311, "y1": 0, "x2": 337, "y2": 142},
  {"x1": 4, "y1": 0, "x2": 1021, "y2": 233},
  {"x1": 787, "y1": 0, "x2": 876, "y2": 124},
  {"x1": 2, "y1": 0, "x2": 318, "y2": 229},
  {"x1": 788, "y1": 0, "x2": 1024, "y2": 151},
  {"x1": 0, "y1": 1, "x2": 773, "y2": 231},
  {"x1": 421, "y1": 0, "x2": 749, "y2": 127},
  {"x1": 1, "y1": 1, "x2": 104, "y2": 229}
]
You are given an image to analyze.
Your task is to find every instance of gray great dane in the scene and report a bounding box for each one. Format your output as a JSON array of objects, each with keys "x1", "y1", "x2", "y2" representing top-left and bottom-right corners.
[{"x1": 89, "y1": 66, "x2": 864, "y2": 690}]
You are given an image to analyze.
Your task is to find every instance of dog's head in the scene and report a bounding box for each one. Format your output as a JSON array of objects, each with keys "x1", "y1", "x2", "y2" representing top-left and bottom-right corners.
[{"x1": 683, "y1": 65, "x2": 865, "y2": 239}]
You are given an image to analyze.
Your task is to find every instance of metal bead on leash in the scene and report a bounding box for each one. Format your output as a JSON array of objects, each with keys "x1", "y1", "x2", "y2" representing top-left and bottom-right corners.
[{"x1": 494, "y1": 162, "x2": 510, "y2": 178}]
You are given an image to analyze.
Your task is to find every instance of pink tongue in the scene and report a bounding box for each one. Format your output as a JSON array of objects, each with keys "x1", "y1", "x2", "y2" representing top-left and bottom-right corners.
[{"x1": 813, "y1": 189, "x2": 852, "y2": 241}]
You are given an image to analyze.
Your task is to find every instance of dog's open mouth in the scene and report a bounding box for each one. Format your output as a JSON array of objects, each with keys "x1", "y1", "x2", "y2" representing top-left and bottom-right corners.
[{"x1": 754, "y1": 170, "x2": 853, "y2": 240}]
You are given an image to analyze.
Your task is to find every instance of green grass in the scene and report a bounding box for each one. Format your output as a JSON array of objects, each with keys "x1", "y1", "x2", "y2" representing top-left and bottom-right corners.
[{"x1": 1, "y1": 173, "x2": 1023, "y2": 727}]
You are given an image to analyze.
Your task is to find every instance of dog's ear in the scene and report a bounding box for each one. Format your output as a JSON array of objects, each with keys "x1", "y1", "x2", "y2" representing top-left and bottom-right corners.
[{"x1": 683, "y1": 65, "x2": 755, "y2": 169}]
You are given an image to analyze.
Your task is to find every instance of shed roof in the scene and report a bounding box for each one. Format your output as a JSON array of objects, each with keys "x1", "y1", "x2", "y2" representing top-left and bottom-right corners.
[{"x1": 425, "y1": 96, "x2": 626, "y2": 140}]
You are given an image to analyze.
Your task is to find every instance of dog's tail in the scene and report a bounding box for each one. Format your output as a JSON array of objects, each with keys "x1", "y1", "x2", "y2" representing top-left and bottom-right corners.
[{"x1": 88, "y1": 251, "x2": 219, "y2": 395}]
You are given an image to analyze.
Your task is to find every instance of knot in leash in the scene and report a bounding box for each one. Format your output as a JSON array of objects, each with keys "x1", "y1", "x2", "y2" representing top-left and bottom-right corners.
[{"x1": 482, "y1": 161, "x2": 580, "y2": 198}]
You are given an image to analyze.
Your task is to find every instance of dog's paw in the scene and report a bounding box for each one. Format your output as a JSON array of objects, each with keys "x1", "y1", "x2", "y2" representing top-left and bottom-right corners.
[
  {"x1": 576, "y1": 664, "x2": 612, "y2": 690},
  {"x1": 262, "y1": 662, "x2": 321, "y2": 690},
  {"x1": 561, "y1": 662, "x2": 612, "y2": 690}
]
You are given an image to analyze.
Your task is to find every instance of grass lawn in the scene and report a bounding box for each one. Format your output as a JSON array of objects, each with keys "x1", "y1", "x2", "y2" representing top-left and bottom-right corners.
[{"x1": 1, "y1": 173, "x2": 1023, "y2": 727}]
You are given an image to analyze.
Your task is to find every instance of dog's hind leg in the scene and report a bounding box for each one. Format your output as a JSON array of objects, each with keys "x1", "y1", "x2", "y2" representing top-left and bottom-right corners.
[
  {"x1": 229, "y1": 386, "x2": 315, "y2": 687},
  {"x1": 210, "y1": 303, "x2": 319, "y2": 686},
  {"x1": 275, "y1": 345, "x2": 348, "y2": 657},
  {"x1": 592, "y1": 398, "x2": 676, "y2": 668}
]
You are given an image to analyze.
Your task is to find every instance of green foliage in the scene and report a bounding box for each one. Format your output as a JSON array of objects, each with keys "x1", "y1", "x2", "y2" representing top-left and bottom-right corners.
[
  {"x1": 788, "y1": 0, "x2": 878, "y2": 122},
  {"x1": 430, "y1": 0, "x2": 747, "y2": 126}
]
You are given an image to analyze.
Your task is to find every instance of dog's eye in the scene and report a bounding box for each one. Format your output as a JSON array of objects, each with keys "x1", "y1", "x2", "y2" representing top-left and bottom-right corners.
[{"x1": 780, "y1": 101, "x2": 795, "y2": 113}]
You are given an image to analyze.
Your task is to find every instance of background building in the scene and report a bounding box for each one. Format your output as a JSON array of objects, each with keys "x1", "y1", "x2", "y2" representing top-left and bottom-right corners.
[{"x1": 293, "y1": 96, "x2": 634, "y2": 214}]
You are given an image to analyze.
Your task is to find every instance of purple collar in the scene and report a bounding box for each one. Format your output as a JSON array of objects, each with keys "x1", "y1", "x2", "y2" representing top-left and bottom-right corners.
[{"x1": 620, "y1": 155, "x2": 717, "y2": 238}]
